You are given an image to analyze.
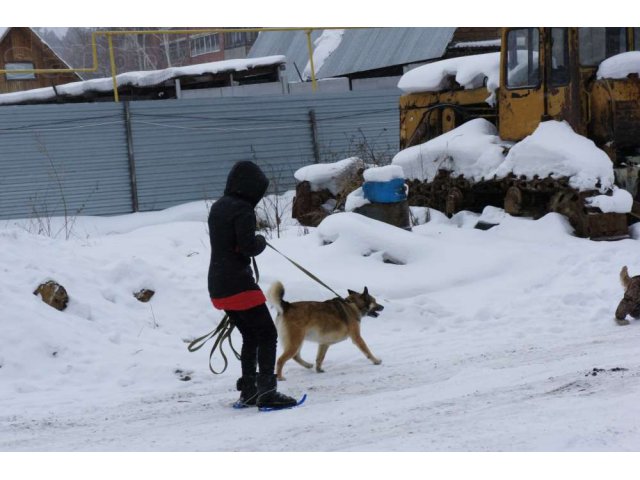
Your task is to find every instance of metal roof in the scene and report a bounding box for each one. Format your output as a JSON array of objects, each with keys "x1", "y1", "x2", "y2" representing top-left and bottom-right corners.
[
  {"x1": 249, "y1": 30, "x2": 323, "y2": 82},
  {"x1": 249, "y1": 28, "x2": 456, "y2": 82}
]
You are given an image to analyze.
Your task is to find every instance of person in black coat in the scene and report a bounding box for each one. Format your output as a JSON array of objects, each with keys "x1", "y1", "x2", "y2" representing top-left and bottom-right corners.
[{"x1": 208, "y1": 160, "x2": 297, "y2": 409}]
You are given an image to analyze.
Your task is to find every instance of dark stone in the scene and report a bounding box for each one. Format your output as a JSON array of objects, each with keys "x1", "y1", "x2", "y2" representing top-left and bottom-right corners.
[
  {"x1": 175, "y1": 369, "x2": 192, "y2": 381},
  {"x1": 33, "y1": 281, "x2": 69, "y2": 311},
  {"x1": 353, "y1": 200, "x2": 412, "y2": 230},
  {"x1": 134, "y1": 289, "x2": 155, "y2": 303}
]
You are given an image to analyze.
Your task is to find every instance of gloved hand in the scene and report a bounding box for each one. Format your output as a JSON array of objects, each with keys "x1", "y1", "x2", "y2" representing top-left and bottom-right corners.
[{"x1": 254, "y1": 234, "x2": 267, "y2": 254}]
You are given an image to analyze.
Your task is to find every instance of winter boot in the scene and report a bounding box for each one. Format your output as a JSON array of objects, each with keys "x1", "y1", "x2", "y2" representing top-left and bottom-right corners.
[
  {"x1": 256, "y1": 373, "x2": 298, "y2": 409},
  {"x1": 236, "y1": 375, "x2": 258, "y2": 407}
]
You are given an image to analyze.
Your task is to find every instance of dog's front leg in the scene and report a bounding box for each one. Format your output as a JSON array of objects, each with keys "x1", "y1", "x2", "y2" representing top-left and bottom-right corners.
[
  {"x1": 352, "y1": 334, "x2": 381, "y2": 365},
  {"x1": 315, "y1": 344, "x2": 330, "y2": 373}
]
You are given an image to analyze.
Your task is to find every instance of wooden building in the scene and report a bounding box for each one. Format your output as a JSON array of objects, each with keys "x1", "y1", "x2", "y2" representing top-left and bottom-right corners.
[{"x1": 0, "y1": 27, "x2": 81, "y2": 94}]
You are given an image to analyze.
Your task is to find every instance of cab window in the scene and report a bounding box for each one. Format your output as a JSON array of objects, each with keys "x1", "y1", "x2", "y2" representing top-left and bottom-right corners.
[
  {"x1": 550, "y1": 28, "x2": 569, "y2": 85},
  {"x1": 635, "y1": 28, "x2": 640, "y2": 50},
  {"x1": 506, "y1": 28, "x2": 540, "y2": 88},
  {"x1": 579, "y1": 27, "x2": 627, "y2": 66}
]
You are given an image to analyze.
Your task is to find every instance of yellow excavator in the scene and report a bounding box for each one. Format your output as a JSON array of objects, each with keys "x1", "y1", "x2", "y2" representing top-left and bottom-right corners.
[{"x1": 399, "y1": 27, "x2": 640, "y2": 238}]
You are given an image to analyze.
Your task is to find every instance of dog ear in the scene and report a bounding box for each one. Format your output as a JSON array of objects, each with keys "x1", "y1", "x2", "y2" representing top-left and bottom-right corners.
[
  {"x1": 347, "y1": 289, "x2": 356, "y2": 296},
  {"x1": 363, "y1": 286, "x2": 369, "y2": 296}
]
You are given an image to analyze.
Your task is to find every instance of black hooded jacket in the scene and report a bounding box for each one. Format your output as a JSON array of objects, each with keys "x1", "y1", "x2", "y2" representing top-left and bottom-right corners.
[{"x1": 208, "y1": 161, "x2": 269, "y2": 299}]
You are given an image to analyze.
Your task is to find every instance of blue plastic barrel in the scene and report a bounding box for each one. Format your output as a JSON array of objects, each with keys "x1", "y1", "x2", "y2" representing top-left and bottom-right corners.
[{"x1": 362, "y1": 178, "x2": 407, "y2": 203}]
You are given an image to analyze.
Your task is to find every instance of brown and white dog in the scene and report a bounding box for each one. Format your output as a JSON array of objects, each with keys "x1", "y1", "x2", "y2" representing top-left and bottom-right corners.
[
  {"x1": 616, "y1": 266, "x2": 640, "y2": 326},
  {"x1": 267, "y1": 281, "x2": 383, "y2": 380}
]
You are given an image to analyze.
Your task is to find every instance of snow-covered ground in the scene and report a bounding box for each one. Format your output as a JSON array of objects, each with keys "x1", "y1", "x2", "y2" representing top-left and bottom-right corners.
[{"x1": 3, "y1": 191, "x2": 640, "y2": 457}]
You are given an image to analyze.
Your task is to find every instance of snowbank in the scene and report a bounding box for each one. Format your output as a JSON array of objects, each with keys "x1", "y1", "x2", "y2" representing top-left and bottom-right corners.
[
  {"x1": 597, "y1": 51, "x2": 640, "y2": 80},
  {"x1": 317, "y1": 212, "x2": 426, "y2": 265},
  {"x1": 294, "y1": 157, "x2": 361, "y2": 194},
  {"x1": 496, "y1": 120, "x2": 615, "y2": 193},
  {"x1": 392, "y1": 118, "x2": 507, "y2": 182},
  {"x1": 393, "y1": 119, "x2": 619, "y2": 199},
  {"x1": 397, "y1": 52, "x2": 500, "y2": 103}
]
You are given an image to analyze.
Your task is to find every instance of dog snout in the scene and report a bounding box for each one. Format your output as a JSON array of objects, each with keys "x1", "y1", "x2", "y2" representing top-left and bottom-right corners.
[{"x1": 367, "y1": 303, "x2": 384, "y2": 317}]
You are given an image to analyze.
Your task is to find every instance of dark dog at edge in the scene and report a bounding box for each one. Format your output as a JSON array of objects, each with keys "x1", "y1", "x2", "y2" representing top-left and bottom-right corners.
[
  {"x1": 267, "y1": 281, "x2": 384, "y2": 380},
  {"x1": 616, "y1": 266, "x2": 640, "y2": 326}
]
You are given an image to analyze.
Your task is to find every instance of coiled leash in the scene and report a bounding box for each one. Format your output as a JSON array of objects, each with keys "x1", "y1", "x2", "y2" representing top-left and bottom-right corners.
[
  {"x1": 187, "y1": 311, "x2": 238, "y2": 375},
  {"x1": 187, "y1": 257, "x2": 260, "y2": 375}
]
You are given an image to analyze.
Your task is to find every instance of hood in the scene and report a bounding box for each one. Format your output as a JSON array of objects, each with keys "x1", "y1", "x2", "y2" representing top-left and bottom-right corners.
[{"x1": 224, "y1": 161, "x2": 270, "y2": 206}]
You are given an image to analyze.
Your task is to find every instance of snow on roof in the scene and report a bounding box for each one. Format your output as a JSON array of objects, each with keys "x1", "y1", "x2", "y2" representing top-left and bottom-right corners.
[
  {"x1": 0, "y1": 27, "x2": 8, "y2": 42},
  {"x1": 449, "y1": 39, "x2": 502, "y2": 49},
  {"x1": 393, "y1": 119, "x2": 621, "y2": 199},
  {"x1": 597, "y1": 51, "x2": 640, "y2": 80},
  {"x1": 0, "y1": 55, "x2": 286, "y2": 106},
  {"x1": 249, "y1": 28, "x2": 456, "y2": 83},
  {"x1": 302, "y1": 29, "x2": 345, "y2": 81},
  {"x1": 397, "y1": 52, "x2": 500, "y2": 104}
]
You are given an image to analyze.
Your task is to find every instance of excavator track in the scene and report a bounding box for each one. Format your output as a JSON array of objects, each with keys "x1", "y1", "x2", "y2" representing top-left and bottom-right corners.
[{"x1": 406, "y1": 171, "x2": 630, "y2": 239}]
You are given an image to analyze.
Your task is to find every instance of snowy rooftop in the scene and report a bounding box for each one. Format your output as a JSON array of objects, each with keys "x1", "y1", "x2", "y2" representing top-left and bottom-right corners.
[
  {"x1": 0, "y1": 55, "x2": 286, "y2": 106},
  {"x1": 449, "y1": 39, "x2": 502, "y2": 49}
]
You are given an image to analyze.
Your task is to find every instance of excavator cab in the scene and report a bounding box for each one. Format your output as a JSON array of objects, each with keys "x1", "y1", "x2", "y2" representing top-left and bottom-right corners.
[
  {"x1": 498, "y1": 27, "x2": 640, "y2": 205},
  {"x1": 498, "y1": 27, "x2": 638, "y2": 143}
]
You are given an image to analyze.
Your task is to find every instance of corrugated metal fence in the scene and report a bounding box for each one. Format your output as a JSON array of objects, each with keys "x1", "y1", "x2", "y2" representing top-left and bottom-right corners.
[{"x1": 0, "y1": 90, "x2": 399, "y2": 220}]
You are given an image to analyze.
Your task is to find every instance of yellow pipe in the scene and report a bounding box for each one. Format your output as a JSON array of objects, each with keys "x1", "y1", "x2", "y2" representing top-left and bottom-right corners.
[
  {"x1": 305, "y1": 29, "x2": 318, "y2": 92},
  {"x1": 95, "y1": 27, "x2": 355, "y2": 36},
  {"x1": 0, "y1": 27, "x2": 362, "y2": 100},
  {"x1": 107, "y1": 34, "x2": 119, "y2": 103}
]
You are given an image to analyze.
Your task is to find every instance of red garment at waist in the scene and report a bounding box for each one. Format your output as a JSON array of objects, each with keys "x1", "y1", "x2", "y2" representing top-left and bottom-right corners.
[{"x1": 211, "y1": 290, "x2": 266, "y2": 311}]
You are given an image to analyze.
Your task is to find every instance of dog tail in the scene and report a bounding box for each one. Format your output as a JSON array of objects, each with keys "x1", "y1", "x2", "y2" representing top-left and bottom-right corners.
[
  {"x1": 621, "y1": 266, "x2": 631, "y2": 290},
  {"x1": 267, "y1": 281, "x2": 287, "y2": 314}
]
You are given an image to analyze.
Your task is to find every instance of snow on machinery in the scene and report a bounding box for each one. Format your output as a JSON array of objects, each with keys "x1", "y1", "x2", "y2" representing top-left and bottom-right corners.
[{"x1": 398, "y1": 27, "x2": 640, "y2": 239}]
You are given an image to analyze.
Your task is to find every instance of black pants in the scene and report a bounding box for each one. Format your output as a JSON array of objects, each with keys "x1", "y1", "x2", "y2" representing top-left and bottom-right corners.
[{"x1": 226, "y1": 303, "x2": 277, "y2": 376}]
